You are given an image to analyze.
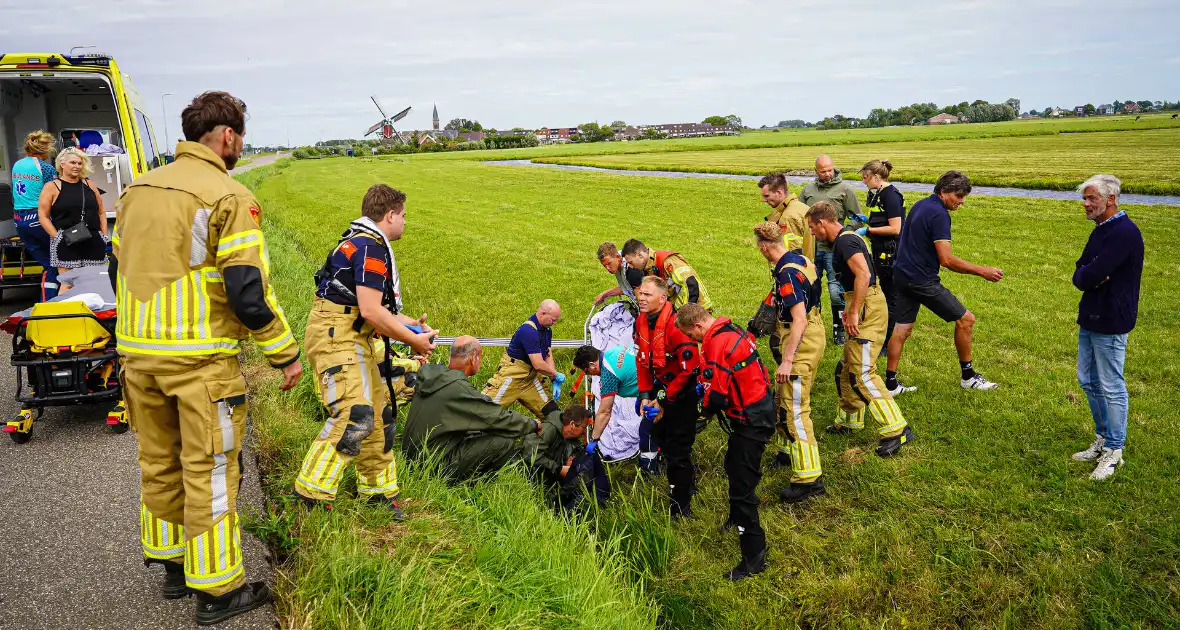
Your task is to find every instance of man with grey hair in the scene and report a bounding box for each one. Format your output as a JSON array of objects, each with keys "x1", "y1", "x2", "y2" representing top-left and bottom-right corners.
[
  {"x1": 402, "y1": 336, "x2": 546, "y2": 480},
  {"x1": 801, "y1": 154, "x2": 865, "y2": 345},
  {"x1": 482, "y1": 299, "x2": 564, "y2": 419},
  {"x1": 1070, "y1": 174, "x2": 1143, "y2": 481}
]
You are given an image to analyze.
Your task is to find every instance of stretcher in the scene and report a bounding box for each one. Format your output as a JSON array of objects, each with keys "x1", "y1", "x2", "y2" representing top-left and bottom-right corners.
[
  {"x1": 0, "y1": 236, "x2": 45, "y2": 302},
  {"x1": 1, "y1": 265, "x2": 125, "y2": 444}
]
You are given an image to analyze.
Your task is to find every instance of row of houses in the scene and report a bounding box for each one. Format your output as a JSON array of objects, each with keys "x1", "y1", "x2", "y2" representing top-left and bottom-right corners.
[{"x1": 533, "y1": 121, "x2": 740, "y2": 144}]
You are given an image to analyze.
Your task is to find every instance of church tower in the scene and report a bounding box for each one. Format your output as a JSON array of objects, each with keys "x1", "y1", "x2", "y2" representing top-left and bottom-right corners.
[{"x1": 432, "y1": 104, "x2": 439, "y2": 131}]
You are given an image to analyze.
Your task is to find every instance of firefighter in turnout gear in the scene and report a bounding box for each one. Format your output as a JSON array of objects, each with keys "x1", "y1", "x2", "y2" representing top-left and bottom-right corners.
[
  {"x1": 622, "y1": 239, "x2": 714, "y2": 312},
  {"x1": 294, "y1": 184, "x2": 437, "y2": 518},
  {"x1": 482, "y1": 300, "x2": 563, "y2": 420},
  {"x1": 753, "y1": 222, "x2": 828, "y2": 504},
  {"x1": 807, "y1": 203, "x2": 915, "y2": 457},
  {"x1": 634, "y1": 276, "x2": 702, "y2": 518},
  {"x1": 756, "y1": 172, "x2": 816, "y2": 371},
  {"x1": 110, "y1": 92, "x2": 302, "y2": 625},
  {"x1": 676, "y1": 304, "x2": 775, "y2": 581}
]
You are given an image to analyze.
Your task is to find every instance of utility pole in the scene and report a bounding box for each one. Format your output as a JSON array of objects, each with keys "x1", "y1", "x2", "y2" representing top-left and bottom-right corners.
[{"x1": 161, "y1": 93, "x2": 175, "y2": 151}]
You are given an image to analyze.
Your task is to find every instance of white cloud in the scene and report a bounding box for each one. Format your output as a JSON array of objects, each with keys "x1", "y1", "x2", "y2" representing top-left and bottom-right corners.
[{"x1": 2, "y1": 0, "x2": 1176, "y2": 144}]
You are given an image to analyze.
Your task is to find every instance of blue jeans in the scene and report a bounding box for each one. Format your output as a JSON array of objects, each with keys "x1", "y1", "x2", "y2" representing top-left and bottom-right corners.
[
  {"x1": 813, "y1": 250, "x2": 846, "y2": 311},
  {"x1": 14, "y1": 216, "x2": 59, "y2": 301},
  {"x1": 1077, "y1": 329, "x2": 1128, "y2": 450}
]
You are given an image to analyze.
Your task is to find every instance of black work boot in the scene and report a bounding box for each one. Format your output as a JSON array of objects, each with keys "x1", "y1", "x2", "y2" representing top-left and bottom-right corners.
[
  {"x1": 832, "y1": 310, "x2": 846, "y2": 346},
  {"x1": 161, "y1": 560, "x2": 190, "y2": 600},
  {"x1": 772, "y1": 450, "x2": 792, "y2": 468},
  {"x1": 294, "y1": 492, "x2": 332, "y2": 511},
  {"x1": 876, "y1": 426, "x2": 916, "y2": 458},
  {"x1": 195, "y1": 582, "x2": 272, "y2": 626},
  {"x1": 825, "y1": 423, "x2": 856, "y2": 435},
  {"x1": 724, "y1": 535, "x2": 767, "y2": 580},
  {"x1": 366, "y1": 493, "x2": 410, "y2": 521},
  {"x1": 779, "y1": 477, "x2": 827, "y2": 504}
]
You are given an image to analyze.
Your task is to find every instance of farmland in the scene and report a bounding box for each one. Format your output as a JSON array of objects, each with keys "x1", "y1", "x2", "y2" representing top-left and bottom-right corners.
[{"x1": 236, "y1": 153, "x2": 1180, "y2": 629}]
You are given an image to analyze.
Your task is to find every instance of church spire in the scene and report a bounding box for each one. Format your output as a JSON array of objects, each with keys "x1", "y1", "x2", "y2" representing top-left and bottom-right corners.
[{"x1": 432, "y1": 104, "x2": 439, "y2": 131}]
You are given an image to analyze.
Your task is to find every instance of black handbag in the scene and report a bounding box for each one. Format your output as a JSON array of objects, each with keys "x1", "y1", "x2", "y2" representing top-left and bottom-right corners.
[{"x1": 61, "y1": 180, "x2": 94, "y2": 246}]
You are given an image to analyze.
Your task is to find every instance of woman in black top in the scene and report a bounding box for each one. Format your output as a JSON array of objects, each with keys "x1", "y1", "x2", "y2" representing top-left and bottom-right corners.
[
  {"x1": 37, "y1": 147, "x2": 109, "y2": 274},
  {"x1": 859, "y1": 160, "x2": 905, "y2": 348}
]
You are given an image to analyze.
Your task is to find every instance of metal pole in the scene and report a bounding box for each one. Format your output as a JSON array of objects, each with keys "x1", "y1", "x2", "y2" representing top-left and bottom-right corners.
[{"x1": 161, "y1": 93, "x2": 175, "y2": 152}]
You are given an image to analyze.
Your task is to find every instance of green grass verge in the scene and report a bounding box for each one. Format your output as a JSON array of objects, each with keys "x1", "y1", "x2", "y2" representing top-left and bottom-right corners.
[
  {"x1": 237, "y1": 157, "x2": 1180, "y2": 629},
  {"x1": 530, "y1": 128, "x2": 1180, "y2": 195}
]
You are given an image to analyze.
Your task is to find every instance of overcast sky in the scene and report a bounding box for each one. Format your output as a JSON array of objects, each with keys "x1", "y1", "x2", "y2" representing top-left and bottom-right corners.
[{"x1": 3, "y1": 0, "x2": 1177, "y2": 147}]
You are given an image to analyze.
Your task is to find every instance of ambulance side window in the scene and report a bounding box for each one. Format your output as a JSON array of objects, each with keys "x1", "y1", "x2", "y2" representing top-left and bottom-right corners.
[{"x1": 133, "y1": 110, "x2": 159, "y2": 170}]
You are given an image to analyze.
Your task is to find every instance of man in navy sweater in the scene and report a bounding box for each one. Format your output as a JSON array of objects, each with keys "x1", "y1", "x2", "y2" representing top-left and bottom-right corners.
[{"x1": 1070, "y1": 174, "x2": 1143, "y2": 481}]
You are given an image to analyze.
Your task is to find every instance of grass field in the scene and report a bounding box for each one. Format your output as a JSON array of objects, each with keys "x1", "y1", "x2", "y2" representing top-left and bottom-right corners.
[
  {"x1": 393, "y1": 114, "x2": 1180, "y2": 166},
  {"x1": 533, "y1": 128, "x2": 1180, "y2": 195},
  {"x1": 237, "y1": 156, "x2": 1180, "y2": 629}
]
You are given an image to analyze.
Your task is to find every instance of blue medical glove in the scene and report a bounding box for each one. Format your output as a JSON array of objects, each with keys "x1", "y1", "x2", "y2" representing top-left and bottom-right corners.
[
  {"x1": 552, "y1": 382, "x2": 563, "y2": 400},
  {"x1": 585, "y1": 440, "x2": 598, "y2": 455},
  {"x1": 695, "y1": 383, "x2": 705, "y2": 398},
  {"x1": 642, "y1": 405, "x2": 660, "y2": 422},
  {"x1": 554, "y1": 373, "x2": 567, "y2": 385},
  {"x1": 855, "y1": 226, "x2": 869, "y2": 236},
  {"x1": 851, "y1": 213, "x2": 869, "y2": 223},
  {"x1": 405, "y1": 324, "x2": 423, "y2": 334}
]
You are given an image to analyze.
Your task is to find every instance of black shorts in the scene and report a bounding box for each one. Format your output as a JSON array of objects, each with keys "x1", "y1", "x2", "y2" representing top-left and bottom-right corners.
[{"x1": 895, "y1": 277, "x2": 967, "y2": 324}]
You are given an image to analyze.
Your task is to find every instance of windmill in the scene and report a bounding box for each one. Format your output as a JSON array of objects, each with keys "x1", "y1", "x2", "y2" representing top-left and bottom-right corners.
[{"x1": 365, "y1": 96, "x2": 412, "y2": 144}]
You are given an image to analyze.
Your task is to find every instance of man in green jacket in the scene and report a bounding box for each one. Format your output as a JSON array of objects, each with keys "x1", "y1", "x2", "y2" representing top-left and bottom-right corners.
[
  {"x1": 523, "y1": 406, "x2": 607, "y2": 510},
  {"x1": 801, "y1": 155, "x2": 866, "y2": 346},
  {"x1": 403, "y1": 336, "x2": 542, "y2": 480}
]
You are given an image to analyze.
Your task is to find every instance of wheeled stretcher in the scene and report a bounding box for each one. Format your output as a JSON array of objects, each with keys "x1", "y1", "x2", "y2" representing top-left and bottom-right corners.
[{"x1": 1, "y1": 265, "x2": 125, "y2": 443}]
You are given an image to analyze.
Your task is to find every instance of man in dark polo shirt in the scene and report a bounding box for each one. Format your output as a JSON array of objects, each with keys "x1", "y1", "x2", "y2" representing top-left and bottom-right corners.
[
  {"x1": 482, "y1": 300, "x2": 564, "y2": 419},
  {"x1": 887, "y1": 171, "x2": 1004, "y2": 392}
]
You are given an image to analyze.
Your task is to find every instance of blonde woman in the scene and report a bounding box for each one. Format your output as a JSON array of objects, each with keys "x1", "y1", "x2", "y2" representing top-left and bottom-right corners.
[
  {"x1": 10, "y1": 131, "x2": 59, "y2": 299},
  {"x1": 37, "y1": 147, "x2": 109, "y2": 277}
]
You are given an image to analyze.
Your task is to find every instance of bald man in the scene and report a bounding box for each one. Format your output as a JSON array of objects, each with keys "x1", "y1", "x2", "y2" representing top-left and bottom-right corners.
[
  {"x1": 482, "y1": 300, "x2": 563, "y2": 419},
  {"x1": 404, "y1": 336, "x2": 545, "y2": 480},
  {"x1": 801, "y1": 155, "x2": 866, "y2": 346}
]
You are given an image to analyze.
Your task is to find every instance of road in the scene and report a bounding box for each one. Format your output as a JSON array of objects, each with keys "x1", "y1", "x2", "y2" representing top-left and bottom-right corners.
[
  {"x1": 229, "y1": 152, "x2": 283, "y2": 176},
  {"x1": 0, "y1": 160, "x2": 281, "y2": 630}
]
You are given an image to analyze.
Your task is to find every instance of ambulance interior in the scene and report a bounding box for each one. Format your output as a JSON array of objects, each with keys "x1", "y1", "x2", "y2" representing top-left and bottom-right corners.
[{"x1": 0, "y1": 73, "x2": 144, "y2": 225}]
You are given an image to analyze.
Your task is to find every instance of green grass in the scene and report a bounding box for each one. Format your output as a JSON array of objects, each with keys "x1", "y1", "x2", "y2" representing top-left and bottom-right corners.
[
  {"x1": 388, "y1": 113, "x2": 1180, "y2": 165},
  {"x1": 238, "y1": 156, "x2": 1180, "y2": 629},
  {"x1": 532, "y1": 128, "x2": 1180, "y2": 195}
]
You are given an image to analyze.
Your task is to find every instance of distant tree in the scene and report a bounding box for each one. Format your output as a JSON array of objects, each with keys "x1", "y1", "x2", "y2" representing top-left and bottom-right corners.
[
  {"x1": 1084, "y1": 103, "x2": 1096, "y2": 115},
  {"x1": 1005, "y1": 98, "x2": 1021, "y2": 115},
  {"x1": 702, "y1": 115, "x2": 729, "y2": 126},
  {"x1": 640, "y1": 127, "x2": 669, "y2": 140},
  {"x1": 575, "y1": 122, "x2": 614, "y2": 143},
  {"x1": 725, "y1": 114, "x2": 743, "y2": 128},
  {"x1": 444, "y1": 118, "x2": 483, "y2": 132},
  {"x1": 972, "y1": 99, "x2": 989, "y2": 106},
  {"x1": 963, "y1": 102, "x2": 1017, "y2": 123},
  {"x1": 1136, "y1": 100, "x2": 1154, "y2": 109},
  {"x1": 1113, "y1": 100, "x2": 1124, "y2": 113},
  {"x1": 777, "y1": 119, "x2": 808, "y2": 128},
  {"x1": 610, "y1": 120, "x2": 627, "y2": 128}
]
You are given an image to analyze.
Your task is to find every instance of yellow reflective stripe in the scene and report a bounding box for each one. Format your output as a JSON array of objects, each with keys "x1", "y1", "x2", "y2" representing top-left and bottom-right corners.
[
  {"x1": 216, "y1": 230, "x2": 262, "y2": 258},
  {"x1": 357, "y1": 460, "x2": 399, "y2": 495},
  {"x1": 185, "y1": 516, "x2": 243, "y2": 589},
  {"x1": 140, "y1": 504, "x2": 185, "y2": 559},
  {"x1": 257, "y1": 330, "x2": 295, "y2": 356},
  {"x1": 117, "y1": 334, "x2": 242, "y2": 356}
]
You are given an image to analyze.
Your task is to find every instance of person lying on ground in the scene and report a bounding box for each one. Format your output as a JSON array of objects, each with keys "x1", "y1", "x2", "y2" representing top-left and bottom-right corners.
[{"x1": 523, "y1": 406, "x2": 608, "y2": 510}]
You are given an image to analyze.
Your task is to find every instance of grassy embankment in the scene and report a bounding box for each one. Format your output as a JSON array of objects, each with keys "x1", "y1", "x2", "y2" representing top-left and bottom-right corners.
[
  {"x1": 391, "y1": 113, "x2": 1180, "y2": 167},
  {"x1": 237, "y1": 155, "x2": 1179, "y2": 629},
  {"x1": 532, "y1": 127, "x2": 1180, "y2": 196}
]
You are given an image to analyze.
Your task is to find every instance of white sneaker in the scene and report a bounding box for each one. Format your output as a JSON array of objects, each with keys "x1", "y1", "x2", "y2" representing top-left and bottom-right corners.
[
  {"x1": 1072, "y1": 435, "x2": 1105, "y2": 461},
  {"x1": 1090, "y1": 447, "x2": 1124, "y2": 481},
  {"x1": 961, "y1": 373, "x2": 999, "y2": 391},
  {"x1": 887, "y1": 381, "x2": 917, "y2": 396}
]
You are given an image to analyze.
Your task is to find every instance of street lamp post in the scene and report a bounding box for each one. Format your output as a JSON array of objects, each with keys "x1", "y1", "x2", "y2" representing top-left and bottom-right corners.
[{"x1": 161, "y1": 93, "x2": 175, "y2": 152}]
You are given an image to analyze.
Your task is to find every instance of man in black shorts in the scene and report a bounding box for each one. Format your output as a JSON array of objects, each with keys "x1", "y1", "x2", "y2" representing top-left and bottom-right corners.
[{"x1": 887, "y1": 171, "x2": 1004, "y2": 391}]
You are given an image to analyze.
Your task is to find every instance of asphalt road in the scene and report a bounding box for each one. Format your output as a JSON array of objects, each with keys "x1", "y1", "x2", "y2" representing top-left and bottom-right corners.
[{"x1": 0, "y1": 156, "x2": 283, "y2": 630}]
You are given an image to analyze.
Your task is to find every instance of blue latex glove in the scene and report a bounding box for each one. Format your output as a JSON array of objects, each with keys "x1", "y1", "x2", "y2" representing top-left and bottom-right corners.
[
  {"x1": 855, "y1": 226, "x2": 869, "y2": 236},
  {"x1": 695, "y1": 383, "x2": 705, "y2": 398},
  {"x1": 634, "y1": 399, "x2": 642, "y2": 415},
  {"x1": 641, "y1": 405, "x2": 660, "y2": 422},
  {"x1": 851, "y1": 212, "x2": 869, "y2": 223},
  {"x1": 405, "y1": 324, "x2": 423, "y2": 334},
  {"x1": 554, "y1": 373, "x2": 567, "y2": 386},
  {"x1": 552, "y1": 382, "x2": 563, "y2": 400},
  {"x1": 585, "y1": 440, "x2": 598, "y2": 455}
]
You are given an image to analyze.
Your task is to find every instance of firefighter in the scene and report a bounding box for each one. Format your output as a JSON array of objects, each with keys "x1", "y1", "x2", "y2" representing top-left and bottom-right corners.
[
  {"x1": 676, "y1": 303, "x2": 775, "y2": 580},
  {"x1": 758, "y1": 172, "x2": 815, "y2": 260},
  {"x1": 482, "y1": 300, "x2": 563, "y2": 420},
  {"x1": 753, "y1": 222, "x2": 827, "y2": 503},
  {"x1": 622, "y1": 239, "x2": 714, "y2": 312},
  {"x1": 293, "y1": 184, "x2": 437, "y2": 517},
  {"x1": 111, "y1": 92, "x2": 302, "y2": 625},
  {"x1": 634, "y1": 276, "x2": 702, "y2": 518},
  {"x1": 807, "y1": 202, "x2": 916, "y2": 456}
]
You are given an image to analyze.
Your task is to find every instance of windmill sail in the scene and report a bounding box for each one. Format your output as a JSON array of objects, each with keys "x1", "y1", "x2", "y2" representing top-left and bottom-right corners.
[{"x1": 391, "y1": 106, "x2": 412, "y2": 123}]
